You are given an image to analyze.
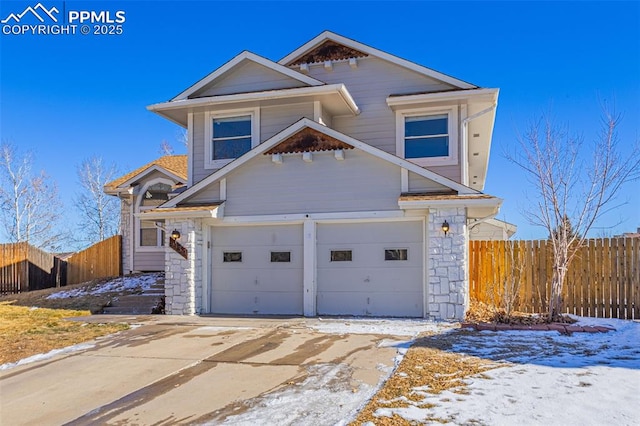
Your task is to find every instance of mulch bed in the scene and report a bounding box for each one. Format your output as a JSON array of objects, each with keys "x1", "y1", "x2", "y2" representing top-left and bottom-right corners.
[{"x1": 464, "y1": 301, "x2": 615, "y2": 333}]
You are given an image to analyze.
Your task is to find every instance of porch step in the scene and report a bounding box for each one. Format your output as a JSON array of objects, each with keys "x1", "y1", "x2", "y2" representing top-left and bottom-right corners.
[{"x1": 101, "y1": 283, "x2": 165, "y2": 315}]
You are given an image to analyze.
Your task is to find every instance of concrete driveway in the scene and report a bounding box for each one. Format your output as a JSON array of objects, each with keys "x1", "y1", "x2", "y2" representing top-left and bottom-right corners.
[{"x1": 0, "y1": 315, "x2": 420, "y2": 425}]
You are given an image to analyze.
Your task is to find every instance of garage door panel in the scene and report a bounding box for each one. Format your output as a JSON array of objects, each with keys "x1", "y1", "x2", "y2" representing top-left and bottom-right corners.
[
  {"x1": 317, "y1": 268, "x2": 422, "y2": 292},
  {"x1": 214, "y1": 226, "x2": 302, "y2": 246},
  {"x1": 316, "y1": 243, "x2": 423, "y2": 268},
  {"x1": 211, "y1": 224, "x2": 303, "y2": 315},
  {"x1": 317, "y1": 222, "x2": 422, "y2": 244},
  {"x1": 212, "y1": 269, "x2": 304, "y2": 292},
  {"x1": 212, "y1": 248, "x2": 302, "y2": 269},
  {"x1": 211, "y1": 291, "x2": 301, "y2": 315},
  {"x1": 317, "y1": 221, "x2": 424, "y2": 318}
]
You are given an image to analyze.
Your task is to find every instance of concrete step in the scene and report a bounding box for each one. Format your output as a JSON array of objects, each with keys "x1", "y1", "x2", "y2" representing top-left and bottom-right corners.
[{"x1": 101, "y1": 293, "x2": 164, "y2": 315}]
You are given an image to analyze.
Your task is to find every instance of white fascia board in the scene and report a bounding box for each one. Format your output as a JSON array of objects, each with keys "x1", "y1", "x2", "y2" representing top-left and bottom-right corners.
[
  {"x1": 135, "y1": 205, "x2": 223, "y2": 220},
  {"x1": 279, "y1": 31, "x2": 476, "y2": 90},
  {"x1": 171, "y1": 51, "x2": 325, "y2": 101},
  {"x1": 115, "y1": 165, "x2": 186, "y2": 190},
  {"x1": 386, "y1": 88, "x2": 499, "y2": 107},
  {"x1": 166, "y1": 117, "x2": 475, "y2": 207},
  {"x1": 398, "y1": 196, "x2": 503, "y2": 210},
  {"x1": 149, "y1": 84, "x2": 359, "y2": 115},
  {"x1": 219, "y1": 210, "x2": 408, "y2": 225}
]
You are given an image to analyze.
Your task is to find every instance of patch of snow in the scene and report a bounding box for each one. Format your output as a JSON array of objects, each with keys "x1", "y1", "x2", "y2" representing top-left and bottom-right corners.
[
  {"x1": 220, "y1": 363, "x2": 377, "y2": 426},
  {"x1": 46, "y1": 273, "x2": 162, "y2": 300},
  {"x1": 374, "y1": 317, "x2": 640, "y2": 425},
  {"x1": 0, "y1": 342, "x2": 95, "y2": 371},
  {"x1": 308, "y1": 318, "x2": 457, "y2": 337}
]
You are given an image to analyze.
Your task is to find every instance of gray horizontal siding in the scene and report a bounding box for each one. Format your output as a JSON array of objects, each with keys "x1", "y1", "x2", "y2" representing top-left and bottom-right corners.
[
  {"x1": 306, "y1": 58, "x2": 455, "y2": 155},
  {"x1": 261, "y1": 103, "x2": 314, "y2": 142},
  {"x1": 195, "y1": 61, "x2": 305, "y2": 98},
  {"x1": 224, "y1": 149, "x2": 401, "y2": 216},
  {"x1": 134, "y1": 251, "x2": 165, "y2": 272},
  {"x1": 192, "y1": 112, "x2": 209, "y2": 184},
  {"x1": 185, "y1": 181, "x2": 221, "y2": 204},
  {"x1": 408, "y1": 171, "x2": 450, "y2": 192}
]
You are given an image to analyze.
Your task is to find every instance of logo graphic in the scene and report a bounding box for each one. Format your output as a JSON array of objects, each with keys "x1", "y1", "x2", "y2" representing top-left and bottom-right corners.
[{"x1": 1, "y1": 2, "x2": 59, "y2": 24}]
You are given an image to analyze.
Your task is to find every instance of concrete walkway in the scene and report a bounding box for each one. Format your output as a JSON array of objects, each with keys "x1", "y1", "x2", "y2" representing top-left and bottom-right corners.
[{"x1": 0, "y1": 316, "x2": 412, "y2": 425}]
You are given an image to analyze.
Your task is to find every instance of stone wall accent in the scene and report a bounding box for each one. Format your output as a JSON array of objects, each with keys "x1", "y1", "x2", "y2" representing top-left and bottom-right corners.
[
  {"x1": 119, "y1": 196, "x2": 133, "y2": 274},
  {"x1": 427, "y1": 207, "x2": 468, "y2": 321},
  {"x1": 164, "y1": 218, "x2": 204, "y2": 315}
]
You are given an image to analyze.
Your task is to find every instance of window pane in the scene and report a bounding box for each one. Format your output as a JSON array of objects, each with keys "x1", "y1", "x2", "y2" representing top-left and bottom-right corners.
[
  {"x1": 405, "y1": 115, "x2": 448, "y2": 137},
  {"x1": 223, "y1": 252, "x2": 242, "y2": 262},
  {"x1": 331, "y1": 250, "x2": 352, "y2": 262},
  {"x1": 140, "y1": 228, "x2": 158, "y2": 246},
  {"x1": 213, "y1": 137, "x2": 252, "y2": 160},
  {"x1": 405, "y1": 136, "x2": 449, "y2": 158},
  {"x1": 270, "y1": 251, "x2": 291, "y2": 262},
  {"x1": 385, "y1": 249, "x2": 408, "y2": 261},
  {"x1": 213, "y1": 116, "x2": 251, "y2": 138}
]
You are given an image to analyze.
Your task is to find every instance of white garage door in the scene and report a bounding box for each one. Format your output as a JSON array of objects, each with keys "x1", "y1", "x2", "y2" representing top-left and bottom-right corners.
[
  {"x1": 317, "y1": 221, "x2": 423, "y2": 317},
  {"x1": 210, "y1": 225, "x2": 303, "y2": 315}
]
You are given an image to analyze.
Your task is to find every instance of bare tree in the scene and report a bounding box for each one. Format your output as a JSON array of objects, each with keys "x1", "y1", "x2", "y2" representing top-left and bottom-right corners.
[
  {"x1": 75, "y1": 156, "x2": 120, "y2": 245},
  {"x1": 159, "y1": 140, "x2": 174, "y2": 155},
  {"x1": 0, "y1": 142, "x2": 67, "y2": 251},
  {"x1": 507, "y1": 109, "x2": 640, "y2": 321}
]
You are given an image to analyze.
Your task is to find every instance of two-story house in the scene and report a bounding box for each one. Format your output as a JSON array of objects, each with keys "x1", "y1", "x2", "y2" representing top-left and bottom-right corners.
[{"x1": 106, "y1": 32, "x2": 502, "y2": 320}]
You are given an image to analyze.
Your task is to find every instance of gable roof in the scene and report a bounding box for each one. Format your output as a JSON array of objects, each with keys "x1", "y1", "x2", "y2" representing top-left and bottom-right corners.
[
  {"x1": 288, "y1": 40, "x2": 369, "y2": 65},
  {"x1": 172, "y1": 51, "x2": 325, "y2": 101},
  {"x1": 279, "y1": 31, "x2": 477, "y2": 90},
  {"x1": 265, "y1": 127, "x2": 354, "y2": 155},
  {"x1": 104, "y1": 155, "x2": 187, "y2": 193},
  {"x1": 163, "y1": 119, "x2": 479, "y2": 208}
]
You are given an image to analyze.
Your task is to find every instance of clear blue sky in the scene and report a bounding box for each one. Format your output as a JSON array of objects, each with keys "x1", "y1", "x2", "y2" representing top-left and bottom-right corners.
[{"x1": 1, "y1": 0, "x2": 639, "y2": 246}]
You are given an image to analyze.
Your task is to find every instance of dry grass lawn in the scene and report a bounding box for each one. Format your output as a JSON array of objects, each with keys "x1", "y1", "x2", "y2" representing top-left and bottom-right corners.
[
  {"x1": 351, "y1": 332, "x2": 501, "y2": 425},
  {"x1": 0, "y1": 302, "x2": 128, "y2": 365}
]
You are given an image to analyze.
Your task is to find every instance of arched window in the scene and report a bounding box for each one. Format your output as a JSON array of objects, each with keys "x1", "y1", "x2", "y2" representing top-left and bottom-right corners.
[{"x1": 137, "y1": 179, "x2": 173, "y2": 248}]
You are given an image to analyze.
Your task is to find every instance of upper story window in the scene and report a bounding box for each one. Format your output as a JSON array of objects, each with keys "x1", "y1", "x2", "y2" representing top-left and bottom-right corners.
[
  {"x1": 212, "y1": 115, "x2": 252, "y2": 160},
  {"x1": 405, "y1": 115, "x2": 449, "y2": 158},
  {"x1": 396, "y1": 107, "x2": 458, "y2": 167},
  {"x1": 205, "y1": 108, "x2": 260, "y2": 169},
  {"x1": 141, "y1": 182, "x2": 172, "y2": 206}
]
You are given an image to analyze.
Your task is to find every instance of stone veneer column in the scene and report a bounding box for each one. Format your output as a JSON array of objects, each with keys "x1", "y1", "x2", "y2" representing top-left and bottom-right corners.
[
  {"x1": 119, "y1": 197, "x2": 132, "y2": 274},
  {"x1": 427, "y1": 207, "x2": 468, "y2": 321},
  {"x1": 164, "y1": 218, "x2": 204, "y2": 315}
]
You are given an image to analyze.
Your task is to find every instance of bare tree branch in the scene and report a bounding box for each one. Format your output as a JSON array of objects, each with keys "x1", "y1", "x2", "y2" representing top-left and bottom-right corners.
[
  {"x1": 74, "y1": 156, "x2": 120, "y2": 247},
  {"x1": 505, "y1": 108, "x2": 640, "y2": 320}
]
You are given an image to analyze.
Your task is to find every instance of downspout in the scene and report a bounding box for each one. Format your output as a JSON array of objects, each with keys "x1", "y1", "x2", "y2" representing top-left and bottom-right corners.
[
  {"x1": 129, "y1": 193, "x2": 134, "y2": 274},
  {"x1": 461, "y1": 103, "x2": 497, "y2": 187}
]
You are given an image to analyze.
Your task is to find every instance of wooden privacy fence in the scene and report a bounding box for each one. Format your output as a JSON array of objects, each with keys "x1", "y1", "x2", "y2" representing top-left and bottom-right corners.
[
  {"x1": 469, "y1": 238, "x2": 640, "y2": 320},
  {"x1": 0, "y1": 242, "x2": 64, "y2": 294},
  {"x1": 0, "y1": 236, "x2": 122, "y2": 294},
  {"x1": 66, "y1": 235, "x2": 122, "y2": 285}
]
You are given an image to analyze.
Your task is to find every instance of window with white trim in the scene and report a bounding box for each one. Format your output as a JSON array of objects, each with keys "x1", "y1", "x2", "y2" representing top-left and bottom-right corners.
[
  {"x1": 204, "y1": 109, "x2": 259, "y2": 169},
  {"x1": 396, "y1": 108, "x2": 458, "y2": 166},
  {"x1": 136, "y1": 179, "x2": 173, "y2": 250},
  {"x1": 405, "y1": 115, "x2": 449, "y2": 158},
  {"x1": 140, "y1": 221, "x2": 165, "y2": 247}
]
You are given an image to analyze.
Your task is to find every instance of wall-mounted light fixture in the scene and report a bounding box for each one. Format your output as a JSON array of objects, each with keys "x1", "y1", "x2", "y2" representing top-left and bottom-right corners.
[
  {"x1": 171, "y1": 229, "x2": 181, "y2": 240},
  {"x1": 441, "y1": 220, "x2": 450, "y2": 236}
]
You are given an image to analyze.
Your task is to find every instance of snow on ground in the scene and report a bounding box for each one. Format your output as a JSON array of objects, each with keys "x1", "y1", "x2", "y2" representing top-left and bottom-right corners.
[
  {"x1": 46, "y1": 273, "x2": 162, "y2": 299},
  {"x1": 374, "y1": 317, "x2": 640, "y2": 425},
  {"x1": 217, "y1": 319, "x2": 457, "y2": 426},
  {"x1": 0, "y1": 343, "x2": 95, "y2": 371},
  {"x1": 308, "y1": 318, "x2": 458, "y2": 337}
]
